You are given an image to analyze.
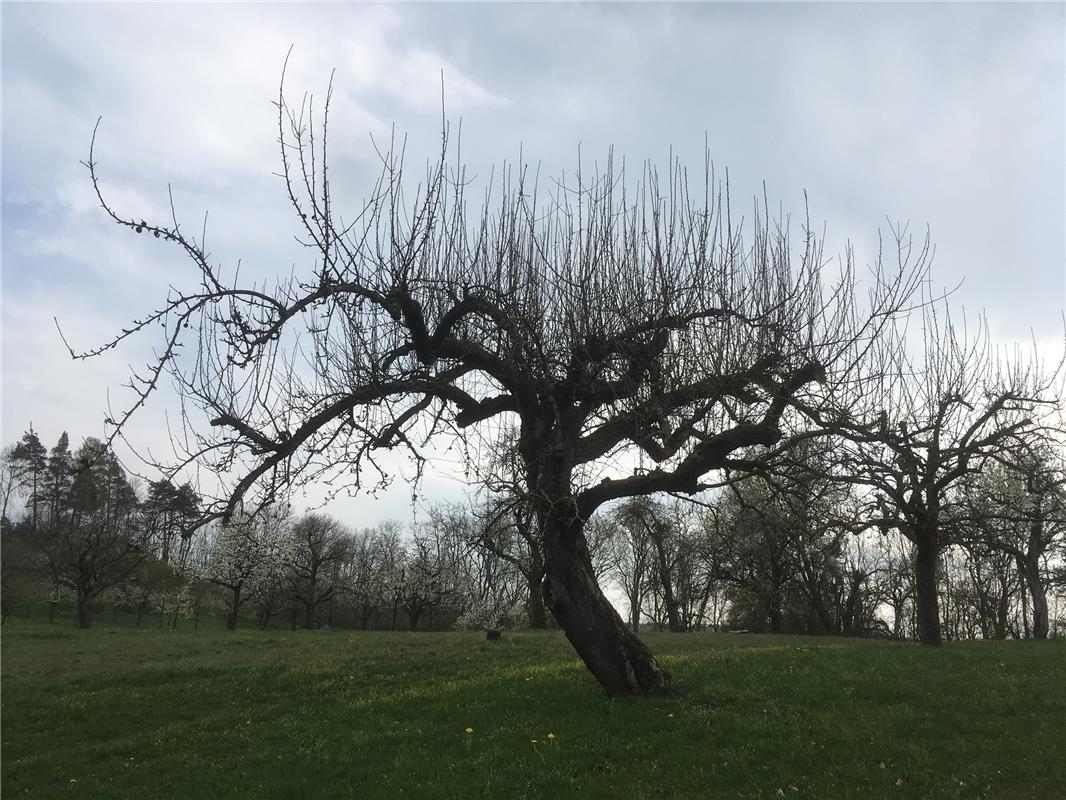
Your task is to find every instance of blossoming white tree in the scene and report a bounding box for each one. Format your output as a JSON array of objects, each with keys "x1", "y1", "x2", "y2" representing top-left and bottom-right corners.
[{"x1": 206, "y1": 509, "x2": 291, "y2": 630}]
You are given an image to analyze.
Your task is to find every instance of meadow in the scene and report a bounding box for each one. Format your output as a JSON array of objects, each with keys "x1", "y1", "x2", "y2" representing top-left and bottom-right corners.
[{"x1": 2, "y1": 617, "x2": 1064, "y2": 799}]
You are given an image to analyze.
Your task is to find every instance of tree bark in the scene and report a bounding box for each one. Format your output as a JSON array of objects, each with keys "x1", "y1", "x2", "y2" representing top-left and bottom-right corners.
[
  {"x1": 768, "y1": 601, "x2": 783, "y2": 634},
  {"x1": 526, "y1": 560, "x2": 548, "y2": 629},
  {"x1": 1022, "y1": 556, "x2": 1049, "y2": 640},
  {"x1": 913, "y1": 530, "x2": 942, "y2": 646},
  {"x1": 75, "y1": 590, "x2": 92, "y2": 630},
  {"x1": 541, "y1": 507, "x2": 673, "y2": 697},
  {"x1": 227, "y1": 585, "x2": 242, "y2": 631}
]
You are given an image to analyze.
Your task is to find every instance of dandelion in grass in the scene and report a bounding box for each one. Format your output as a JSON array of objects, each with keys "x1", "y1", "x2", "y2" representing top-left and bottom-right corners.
[
  {"x1": 465, "y1": 727, "x2": 474, "y2": 735},
  {"x1": 547, "y1": 733, "x2": 556, "y2": 742}
]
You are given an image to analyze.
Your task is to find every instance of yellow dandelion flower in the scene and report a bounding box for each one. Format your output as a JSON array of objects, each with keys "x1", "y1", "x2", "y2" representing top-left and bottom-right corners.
[
  {"x1": 667, "y1": 713, "x2": 674, "y2": 718},
  {"x1": 465, "y1": 727, "x2": 474, "y2": 734},
  {"x1": 547, "y1": 733, "x2": 556, "y2": 740}
]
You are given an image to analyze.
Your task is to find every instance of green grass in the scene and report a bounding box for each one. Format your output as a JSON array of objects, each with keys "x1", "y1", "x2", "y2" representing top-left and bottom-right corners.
[{"x1": 2, "y1": 619, "x2": 1064, "y2": 799}]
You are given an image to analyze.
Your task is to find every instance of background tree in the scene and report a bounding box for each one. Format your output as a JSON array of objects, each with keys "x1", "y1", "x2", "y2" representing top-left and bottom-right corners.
[
  {"x1": 42, "y1": 433, "x2": 73, "y2": 528},
  {"x1": 9, "y1": 427, "x2": 47, "y2": 531},
  {"x1": 615, "y1": 498, "x2": 687, "y2": 632},
  {"x1": 953, "y1": 446, "x2": 1066, "y2": 639},
  {"x1": 41, "y1": 438, "x2": 144, "y2": 628},
  {"x1": 830, "y1": 300, "x2": 1061, "y2": 645},
  {"x1": 286, "y1": 513, "x2": 349, "y2": 629},
  {"x1": 607, "y1": 502, "x2": 655, "y2": 632},
  {"x1": 143, "y1": 480, "x2": 200, "y2": 564},
  {"x1": 207, "y1": 509, "x2": 290, "y2": 630}
]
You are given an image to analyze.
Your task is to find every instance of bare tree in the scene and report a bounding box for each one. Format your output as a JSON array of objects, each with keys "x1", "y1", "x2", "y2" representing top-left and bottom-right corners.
[
  {"x1": 78, "y1": 67, "x2": 926, "y2": 695},
  {"x1": 608, "y1": 501, "x2": 656, "y2": 632},
  {"x1": 830, "y1": 298, "x2": 1062, "y2": 645},
  {"x1": 954, "y1": 446, "x2": 1066, "y2": 639},
  {"x1": 286, "y1": 513, "x2": 349, "y2": 629}
]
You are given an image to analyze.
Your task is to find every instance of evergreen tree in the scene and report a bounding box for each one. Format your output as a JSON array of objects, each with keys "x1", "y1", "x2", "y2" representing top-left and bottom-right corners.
[
  {"x1": 9, "y1": 427, "x2": 47, "y2": 530},
  {"x1": 46, "y1": 438, "x2": 143, "y2": 628},
  {"x1": 144, "y1": 480, "x2": 201, "y2": 563},
  {"x1": 43, "y1": 432, "x2": 73, "y2": 527}
]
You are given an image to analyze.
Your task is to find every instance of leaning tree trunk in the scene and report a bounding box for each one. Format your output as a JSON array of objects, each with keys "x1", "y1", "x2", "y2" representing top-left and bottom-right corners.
[
  {"x1": 913, "y1": 527, "x2": 942, "y2": 646},
  {"x1": 540, "y1": 507, "x2": 673, "y2": 697}
]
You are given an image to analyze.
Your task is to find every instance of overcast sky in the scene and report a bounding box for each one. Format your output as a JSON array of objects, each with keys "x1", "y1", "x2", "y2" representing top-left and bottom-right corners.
[{"x1": 2, "y1": 2, "x2": 1063, "y2": 526}]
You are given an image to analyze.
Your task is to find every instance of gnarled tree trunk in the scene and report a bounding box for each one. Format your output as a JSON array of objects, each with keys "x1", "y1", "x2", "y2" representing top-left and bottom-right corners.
[{"x1": 540, "y1": 502, "x2": 673, "y2": 697}]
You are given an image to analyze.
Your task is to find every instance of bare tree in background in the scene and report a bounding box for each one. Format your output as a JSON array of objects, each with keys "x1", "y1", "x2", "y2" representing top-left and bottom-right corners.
[
  {"x1": 954, "y1": 446, "x2": 1066, "y2": 640},
  {"x1": 78, "y1": 66, "x2": 928, "y2": 695},
  {"x1": 286, "y1": 513, "x2": 349, "y2": 629},
  {"x1": 829, "y1": 298, "x2": 1062, "y2": 645}
]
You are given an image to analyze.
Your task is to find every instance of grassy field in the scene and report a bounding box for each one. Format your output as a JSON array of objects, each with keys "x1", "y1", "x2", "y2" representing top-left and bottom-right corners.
[{"x1": 2, "y1": 619, "x2": 1064, "y2": 799}]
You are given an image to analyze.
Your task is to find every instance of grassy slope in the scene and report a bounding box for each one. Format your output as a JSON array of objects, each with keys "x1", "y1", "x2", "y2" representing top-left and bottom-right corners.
[{"x1": 2, "y1": 620, "x2": 1064, "y2": 800}]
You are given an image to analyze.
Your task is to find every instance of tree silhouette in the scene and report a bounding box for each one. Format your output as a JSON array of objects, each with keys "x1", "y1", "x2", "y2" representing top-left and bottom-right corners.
[{"x1": 78, "y1": 68, "x2": 928, "y2": 694}]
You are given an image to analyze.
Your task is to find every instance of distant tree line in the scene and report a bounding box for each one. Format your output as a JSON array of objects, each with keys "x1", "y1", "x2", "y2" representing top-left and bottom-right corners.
[
  {"x1": 3, "y1": 426, "x2": 1063, "y2": 638},
  {"x1": 604, "y1": 440, "x2": 1066, "y2": 640}
]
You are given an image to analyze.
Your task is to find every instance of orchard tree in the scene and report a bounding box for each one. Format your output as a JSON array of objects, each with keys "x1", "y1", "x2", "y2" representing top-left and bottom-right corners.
[
  {"x1": 398, "y1": 527, "x2": 462, "y2": 631},
  {"x1": 828, "y1": 300, "x2": 1062, "y2": 645},
  {"x1": 78, "y1": 67, "x2": 928, "y2": 695},
  {"x1": 286, "y1": 513, "x2": 349, "y2": 629},
  {"x1": 207, "y1": 509, "x2": 290, "y2": 630},
  {"x1": 955, "y1": 446, "x2": 1066, "y2": 639}
]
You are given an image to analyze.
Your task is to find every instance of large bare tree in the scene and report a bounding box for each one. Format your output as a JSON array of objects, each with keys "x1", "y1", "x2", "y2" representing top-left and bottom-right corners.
[{"x1": 77, "y1": 70, "x2": 927, "y2": 695}]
